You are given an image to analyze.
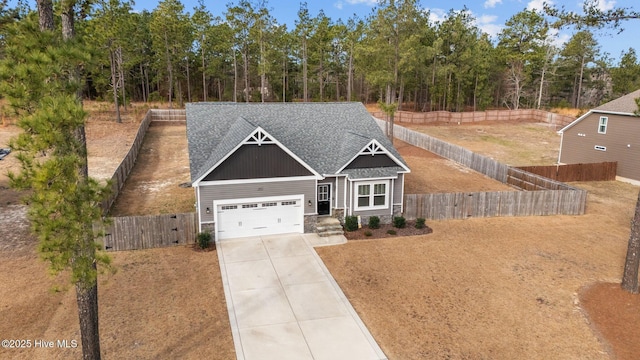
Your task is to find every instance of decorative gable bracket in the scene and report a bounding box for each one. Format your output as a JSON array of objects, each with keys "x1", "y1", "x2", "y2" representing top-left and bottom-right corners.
[
  {"x1": 360, "y1": 140, "x2": 386, "y2": 156},
  {"x1": 337, "y1": 139, "x2": 410, "y2": 173},
  {"x1": 244, "y1": 129, "x2": 273, "y2": 146}
]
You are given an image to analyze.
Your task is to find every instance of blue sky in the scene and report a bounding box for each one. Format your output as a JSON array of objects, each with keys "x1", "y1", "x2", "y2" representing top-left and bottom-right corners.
[
  {"x1": 132, "y1": 0, "x2": 637, "y2": 62},
  {"x1": 11, "y1": 0, "x2": 639, "y2": 62}
]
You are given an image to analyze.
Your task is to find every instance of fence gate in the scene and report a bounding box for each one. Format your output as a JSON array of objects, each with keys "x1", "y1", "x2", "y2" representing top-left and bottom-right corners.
[{"x1": 98, "y1": 213, "x2": 198, "y2": 251}]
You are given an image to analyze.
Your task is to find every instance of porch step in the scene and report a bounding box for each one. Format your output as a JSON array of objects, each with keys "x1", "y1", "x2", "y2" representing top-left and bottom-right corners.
[{"x1": 316, "y1": 217, "x2": 344, "y2": 237}]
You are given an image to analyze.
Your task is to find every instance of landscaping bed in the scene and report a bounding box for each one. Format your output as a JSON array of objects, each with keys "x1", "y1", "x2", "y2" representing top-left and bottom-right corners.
[{"x1": 344, "y1": 220, "x2": 433, "y2": 240}]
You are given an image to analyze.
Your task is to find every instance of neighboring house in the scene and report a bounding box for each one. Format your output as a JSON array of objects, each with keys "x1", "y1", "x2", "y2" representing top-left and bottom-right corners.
[
  {"x1": 558, "y1": 89, "x2": 640, "y2": 183},
  {"x1": 186, "y1": 102, "x2": 410, "y2": 240}
]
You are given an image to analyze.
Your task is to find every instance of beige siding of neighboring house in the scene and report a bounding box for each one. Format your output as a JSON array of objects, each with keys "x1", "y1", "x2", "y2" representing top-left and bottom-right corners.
[
  {"x1": 197, "y1": 179, "x2": 316, "y2": 223},
  {"x1": 560, "y1": 112, "x2": 640, "y2": 181}
]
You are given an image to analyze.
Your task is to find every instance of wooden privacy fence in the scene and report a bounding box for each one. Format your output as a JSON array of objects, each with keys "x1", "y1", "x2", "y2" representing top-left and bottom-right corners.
[
  {"x1": 370, "y1": 109, "x2": 575, "y2": 130},
  {"x1": 100, "y1": 111, "x2": 153, "y2": 213},
  {"x1": 404, "y1": 190, "x2": 587, "y2": 220},
  {"x1": 98, "y1": 213, "x2": 197, "y2": 251},
  {"x1": 148, "y1": 109, "x2": 187, "y2": 123},
  {"x1": 506, "y1": 167, "x2": 578, "y2": 191},
  {"x1": 372, "y1": 118, "x2": 588, "y2": 219},
  {"x1": 388, "y1": 120, "x2": 509, "y2": 182},
  {"x1": 97, "y1": 109, "x2": 196, "y2": 252},
  {"x1": 517, "y1": 162, "x2": 617, "y2": 182}
]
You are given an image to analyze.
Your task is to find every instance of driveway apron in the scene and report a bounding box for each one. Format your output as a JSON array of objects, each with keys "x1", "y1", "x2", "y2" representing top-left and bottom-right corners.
[{"x1": 216, "y1": 233, "x2": 387, "y2": 360}]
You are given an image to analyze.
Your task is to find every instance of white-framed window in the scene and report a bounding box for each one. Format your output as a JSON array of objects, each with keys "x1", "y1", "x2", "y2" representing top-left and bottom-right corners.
[
  {"x1": 355, "y1": 181, "x2": 388, "y2": 210},
  {"x1": 598, "y1": 116, "x2": 608, "y2": 134},
  {"x1": 318, "y1": 184, "x2": 329, "y2": 201},
  {"x1": 594, "y1": 145, "x2": 607, "y2": 151}
]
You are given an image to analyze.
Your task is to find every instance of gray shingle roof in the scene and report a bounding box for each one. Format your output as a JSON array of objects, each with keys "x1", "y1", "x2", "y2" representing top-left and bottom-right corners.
[
  {"x1": 595, "y1": 89, "x2": 640, "y2": 113},
  {"x1": 186, "y1": 102, "x2": 409, "y2": 183}
]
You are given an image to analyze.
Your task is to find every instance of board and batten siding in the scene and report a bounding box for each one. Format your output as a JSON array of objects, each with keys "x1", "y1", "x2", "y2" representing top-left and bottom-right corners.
[
  {"x1": 336, "y1": 176, "x2": 346, "y2": 208},
  {"x1": 561, "y1": 113, "x2": 640, "y2": 181},
  {"x1": 198, "y1": 178, "x2": 317, "y2": 223},
  {"x1": 393, "y1": 174, "x2": 404, "y2": 204}
]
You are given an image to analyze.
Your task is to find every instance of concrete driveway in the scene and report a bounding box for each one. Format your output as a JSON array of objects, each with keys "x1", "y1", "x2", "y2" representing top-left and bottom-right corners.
[{"x1": 216, "y1": 233, "x2": 387, "y2": 360}]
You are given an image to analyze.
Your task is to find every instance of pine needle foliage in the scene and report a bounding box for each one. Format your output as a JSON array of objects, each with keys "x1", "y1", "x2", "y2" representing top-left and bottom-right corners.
[{"x1": 0, "y1": 14, "x2": 112, "y2": 287}]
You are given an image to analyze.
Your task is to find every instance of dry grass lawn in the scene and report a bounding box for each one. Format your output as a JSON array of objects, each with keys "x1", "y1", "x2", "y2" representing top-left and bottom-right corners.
[
  {"x1": 316, "y1": 180, "x2": 640, "y2": 359},
  {"x1": 406, "y1": 120, "x2": 561, "y2": 166}
]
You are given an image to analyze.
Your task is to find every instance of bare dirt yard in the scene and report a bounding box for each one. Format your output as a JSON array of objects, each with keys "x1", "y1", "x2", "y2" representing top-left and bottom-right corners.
[
  {"x1": 405, "y1": 119, "x2": 561, "y2": 166},
  {"x1": 110, "y1": 123, "x2": 194, "y2": 216},
  {"x1": 395, "y1": 139, "x2": 514, "y2": 193},
  {"x1": 2, "y1": 105, "x2": 639, "y2": 359}
]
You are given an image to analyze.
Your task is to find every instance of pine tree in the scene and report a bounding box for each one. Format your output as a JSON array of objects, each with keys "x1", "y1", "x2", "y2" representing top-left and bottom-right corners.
[{"x1": 0, "y1": 14, "x2": 111, "y2": 360}]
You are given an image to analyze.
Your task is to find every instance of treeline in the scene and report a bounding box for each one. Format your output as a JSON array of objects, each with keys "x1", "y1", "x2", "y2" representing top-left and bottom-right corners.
[{"x1": 2, "y1": 0, "x2": 640, "y2": 112}]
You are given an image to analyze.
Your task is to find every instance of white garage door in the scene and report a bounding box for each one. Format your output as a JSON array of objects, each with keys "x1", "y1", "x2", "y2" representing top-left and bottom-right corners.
[{"x1": 216, "y1": 197, "x2": 304, "y2": 240}]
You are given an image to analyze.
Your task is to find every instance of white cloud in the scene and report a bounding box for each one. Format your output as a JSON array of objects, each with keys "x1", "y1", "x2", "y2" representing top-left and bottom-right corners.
[
  {"x1": 549, "y1": 28, "x2": 571, "y2": 48},
  {"x1": 527, "y1": 0, "x2": 551, "y2": 12},
  {"x1": 334, "y1": 1, "x2": 344, "y2": 10},
  {"x1": 484, "y1": 0, "x2": 502, "y2": 9},
  {"x1": 345, "y1": 0, "x2": 377, "y2": 5},
  {"x1": 591, "y1": 0, "x2": 616, "y2": 11},
  {"x1": 475, "y1": 14, "x2": 503, "y2": 37},
  {"x1": 426, "y1": 8, "x2": 502, "y2": 37},
  {"x1": 426, "y1": 8, "x2": 448, "y2": 24}
]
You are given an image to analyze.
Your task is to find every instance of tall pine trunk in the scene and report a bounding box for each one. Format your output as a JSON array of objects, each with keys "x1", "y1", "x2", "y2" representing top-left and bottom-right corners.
[
  {"x1": 302, "y1": 38, "x2": 308, "y2": 102},
  {"x1": 201, "y1": 41, "x2": 207, "y2": 101},
  {"x1": 109, "y1": 49, "x2": 121, "y2": 123},
  {"x1": 61, "y1": 4, "x2": 103, "y2": 359},
  {"x1": 163, "y1": 31, "x2": 173, "y2": 108},
  {"x1": 232, "y1": 49, "x2": 238, "y2": 102},
  {"x1": 116, "y1": 47, "x2": 126, "y2": 111},
  {"x1": 622, "y1": 191, "x2": 640, "y2": 294}
]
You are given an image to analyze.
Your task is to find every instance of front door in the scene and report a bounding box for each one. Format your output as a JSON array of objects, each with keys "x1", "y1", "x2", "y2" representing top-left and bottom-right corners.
[{"x1": 317, "y1": 184, "x2": 330, "y2": 215}]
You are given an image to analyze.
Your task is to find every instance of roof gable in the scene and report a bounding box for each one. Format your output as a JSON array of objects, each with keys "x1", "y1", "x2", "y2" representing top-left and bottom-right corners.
[
  {"x1": 339, "y1": 139, "x2": 410, "y2": 173},
  {"x1": 193, "y1": 126, "x2": 321, "y2": 184},
  {"x1": 559, "y1": 89, "x2": 640, "y2": 133},
  {"x1": 202, "y1": 144, "x2": 314, "y2": 181},
  {"x1": 186, "y1": 102, "x2": 410, "y2": 182},
  {"x1": 594, "y1": 89, "x2": 640, "y2": 113}
]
